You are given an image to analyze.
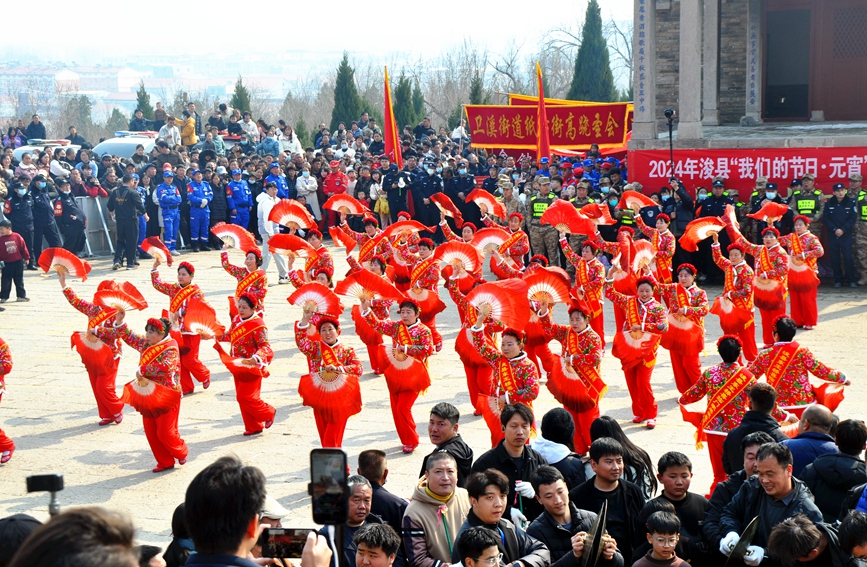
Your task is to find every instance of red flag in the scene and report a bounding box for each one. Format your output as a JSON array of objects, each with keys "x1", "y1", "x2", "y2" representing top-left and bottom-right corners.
[
  {"x1": 383, "y1": 67, "x2": 403, "y2": 170},
  {"x1": 535, "y1": 62, "x2": 550, "y2": 165}
]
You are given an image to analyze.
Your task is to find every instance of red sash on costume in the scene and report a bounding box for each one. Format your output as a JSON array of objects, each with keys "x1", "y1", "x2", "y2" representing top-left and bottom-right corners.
[
  {"x1": 499, "y1": 356, "x2": 518, "y2": 394},
  {"x1": 499, "y1": 230, "x2": 524, "y2": 254},
  {"x1": 229, "y1": 317, "x2": 265, "y2": 348},
  {"x1": 304, "y1": 249, "x2": 323, "y2": 273},
  {"x1": 236, "y1": 269, "x2": 265, "y2": 297},
  {"x1": 169, "y1": 284, "x2": 198, "y2": 313},
  {"x1": 788, "y1": 234, "x2": 820, "y2": 292},
  {"x1": 87, "y1": 309, "x2": 114, "y2": 330},
  {"x1": 383, "y1": 323, "x2": 431, "y2": 393},
  {"x1": 754, "y1": 248, "x2": 786, "y2": 310},
  {"x1": 140, "y1": 340, "x2": 177, "y2": 370},
  {"x1": 320, "y1": 340, "x2": 341, "y2": 370},
  {"x1": 765, "y1": 341, "x2": 801, "y2": 390},
  {"x1": 653, "y1": 233, "x2": 672, "y2": 275},
  {"x1": 578, "y1": 261, "x2": 602, "y2": 309},
  {"x1": 626, "y1": 297, "x2": 643, "y2": 329},
  {"x1": 566, "y1": 330, "x2": 606, "y2": 400},
  {"x1": 410, "y1": 256, "x2": 437, "y2": 286},
  {"x1": 359, "y1": 234, "x2": 383, "y2": 262},
  {"x1": 680, "y1": 367, "x2": 753, "y2": 448},
  {"x1": 396, "y1": 323, "x2": 415, "y2": 357},
  {"x1": 758, "y1": 247, "x2": 774, "y2": 275}
]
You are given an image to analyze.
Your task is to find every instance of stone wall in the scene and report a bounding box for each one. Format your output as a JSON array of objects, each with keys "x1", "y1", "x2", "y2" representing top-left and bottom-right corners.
[
  {"x1": 655, "y1": 0, "x2": 681, "y2": 133},
  {"x1": 719, "y1": 0, "x2": 749, "y2": 124}
]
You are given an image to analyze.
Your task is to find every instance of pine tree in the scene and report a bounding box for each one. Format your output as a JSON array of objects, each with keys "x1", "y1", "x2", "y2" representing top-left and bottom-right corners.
[
  {"x1": 469, "y1": 72, "x2": 488, "y2": 105},
  {"x1": 105, "y1": 108, "x2": 127, "y2": 132},
  {"x1": 567, "y1": 0, "x2": 617, "y2": 102},
  {"x1": 135, "y1": 81, "x2": 154, "y2": 120},
  {"x1": 447, "y1": 105, "x2": 463, "y2": 130},
  {"x1": 392, "y1": 74, "x2": 415, "y2": 130},
  {"x1": 295, "y1": 118, "x2": 309, "y2": 147},
  {"x1": 231, "y1": 76, "x2": 252, "y2": 114},
  {"x1": 330, "y1": 53, "x2": 364, "y2": 132},
  {"x1": 411, "y1": 80, "x2": 425, "y2": 122}
]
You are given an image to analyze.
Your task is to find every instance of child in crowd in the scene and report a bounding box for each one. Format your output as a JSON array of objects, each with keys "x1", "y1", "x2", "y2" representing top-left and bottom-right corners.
[
  {"x1": 648, "y1": 452, "x2": 709, "y2": 563},
  {"x1": 634, "y1": 511, "x2": 688, "y2": 567}
]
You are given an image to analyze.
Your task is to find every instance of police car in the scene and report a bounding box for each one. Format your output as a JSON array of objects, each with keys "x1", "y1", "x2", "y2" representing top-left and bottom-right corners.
[
  {"x1": 92, "y1": 131, "x2": 158, "y2": 159},
  {"x1": 13, "y1": 139, "x2": 81, "y2": 162}
]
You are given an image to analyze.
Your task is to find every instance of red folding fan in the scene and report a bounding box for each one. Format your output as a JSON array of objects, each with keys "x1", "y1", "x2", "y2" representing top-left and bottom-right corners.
[
  {"x1": 471, "y1": 227, "x2": 510, "y2": 255},
  {"x1": 122, "y1": 377, "x2": 182, "y2": 418},
  {"x1": 524, "y1": 271, "x2": 571, "y2": 305},
  {"x1": 329, "y1": 227, "x2": 357, "y2": 254},
  {"x1": 288, "y1": 283, "x2": 344, "y2": 316},
  {"x1": 267, "y1": 234, "x2": 318, "y2": 258},
  {"x1": 38, "y1": 248, "x2": 92, "y2": 281},
  {"x1": 268, "y1": 200, "x2": 317, "y2": 229},
  {"x1": 580, "y1": 203, "x2": 617, "y2": 225},
  {"x1": 432, "y1": 241, "x2": 482, "y2": 273},
  {"x1": 679, "y1": 218, "x2": 726, "y2": 253},
  {"x1": 632, "y1": 239, "x2": 656, "y2": 272},
  {"x1": 210, "y1": 222, "x2": 258, "y2": 251},
  {"x1": 430, "y1": 193, "x2": 463, "y2": 223},
  {"x1": 382, "y1": 220, "x2": 435, "y2": 240},
  {"x1": 617, "y1": 190, "x2": 657, "y2": 210},
  {"x1": 93, "y1": 288, "x2": 148, "y2": 313},
  {"x1": 467, "y1": 189, "x2": 507, "y2": 219},
  {"x1": 723, "y1": 204, "x2": 745, "y2": 242},
  {"x1": 466, "y1": 279, "x2": 531, "y2": 330},
  {"x1": 140, "y1": 237, "x2": 173, "y2": 266},
  {"x1": 747, "y1": 202, "x2": 790, "y2": 222},
  {"x1": 323, "y1": 194, "x2": 372, "y2": 215},
  {"x1": 334, "y1": 269, "x2": 406, "y2": 302},
  {"x1": 183, "y1": 298, "x2": 225, "y2": 339},
  {"x1": 540, "y1": 200, "x2": 596, "y2": 235}
]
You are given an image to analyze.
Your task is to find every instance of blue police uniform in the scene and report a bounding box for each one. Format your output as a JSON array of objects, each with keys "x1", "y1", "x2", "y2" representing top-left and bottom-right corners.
[
  {"x1": 227, "y1": 173, "x2": 253, "y2": 228},
  {"x1": 265, "y1": 170, "x2": 289, "y2": 199},
  {"x1": 187, "y1": 174, "x2": 214, "y2": 245},
  {"x1": 135, "y1": 178, "x2": 148, "y2": 251},
  {"x1": 158, "y1": 175, "x2": 182, "y2": 251}
]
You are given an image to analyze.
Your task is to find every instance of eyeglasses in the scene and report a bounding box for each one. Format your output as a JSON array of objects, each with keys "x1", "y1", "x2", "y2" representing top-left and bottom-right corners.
[
  {"x1": 473, "y1": 553, "x2": 502, "y2": 566},
  {"x1": 654, "y1": 537, "x2": 678, "y2": 547}
]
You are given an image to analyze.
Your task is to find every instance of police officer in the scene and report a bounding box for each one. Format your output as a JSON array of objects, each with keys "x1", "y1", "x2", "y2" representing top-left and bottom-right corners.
[
  {"x1": 265, "y1": 162, "x2": 290, "y2": 199},
  {"x1": 847, "y1": 173, "x2": 867, "y2": 285},
  {"x1": 450, "y1": 160, "x2": 479, "y2": 226},
  {"x1": 824, "y1": 183, "x2": 858, "y2": 287},
  {"x1": 382, "y1": 156, "x2": 407, "y2": 218},
  {"x1": 227, "y1": 169, "x2": 253, "y2": 230},
  {"x1": 2, "y1": 182, "x2": 35, "y2": 270},
  {"x1": 751, "y1": 181, "x2": 794, "y2": 236},
  {"x1": 29, "y1": 174, "x2": 62, "y2": 263},
  {"x1": 698, "y1": 178, "x2": 735, "y2": 284},
  {"x1": 157, "y1": 170, "x2": 182, "y2": 256},
  {"x1": 107, "y1": 174, "x2": 146, "y2": 270},
  {"x1": 187, "y1": 169, "x2": 213, "y2": 252},
  {"x1": 788, "y1": 175, "x2": 824, "y2": 239},
  {"x1": 414, "y1": 159, "x2": 442, "y2": 240},
  {"x1": 53, "y1": 179, "x2": 87, "y2": 256},
  {"x1": 528, "y1": 177, "x2": 559, "y2": 267}
]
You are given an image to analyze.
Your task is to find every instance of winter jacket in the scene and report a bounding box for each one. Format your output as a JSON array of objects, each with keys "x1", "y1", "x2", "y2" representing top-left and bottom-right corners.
[
  {"x1": 24, "y1": 122, "x2": 46, "y2": 140},
  {"x1": 526, "y1": 502, "x2": 623, "y2": 567},
  {"x1": 129, "y1": 117, "x2": 150, "y2": 132},
  {"x1": 4, "y1": 190, "x2": 34, "y2": 230},
  {"x1": 402, "y1": 480, "x2": 471, "y2": 567},
  {"x1": 419, "y1": 434, "x2": 475, "y2": 488},
  {"x1": 158, "y1": 125, "x2": 182, "y2": 147},
  {"x1": 703, "y1": 469, "x2": 749, "y2": 547},
  {"x1": 782, "y1": 431, "x2": 839, "y2": 478},
  {"x1": 531, "y1": 436, "x2": 589, "y2": 491},
  {"x1": 296, "y1": 176, "x2": 320, "y2": 220},
  {"x1": 209, "y1": 181, "x2": 229, "y2": 223},
  {"x1": 181, "y1": 118, "x2": 198, "y2": 147},
  {"x1": 722, "y1": 411, "x2": 789, "y2": 475},
  {"x1": 471, "y1": 441, "x2": 548, "y2": 522},
  {"x1": 256, "y1": 136, "x2": 280, "y2": 157},
  {"x1": 186, "y1": 180, "x2": 213, "y2": 212},
  {"x1": 279, "y1": 132, "x2": 303, "y2": 156},
  {"x1": 322, "y1": 171, "x2": 349, "y2": 199},
  {"x1": 824, "y1": 195, "x2": 858, "y2": 236},
  {"x1": 719, "y1": 476, "x2": 822, "y2": 554},
  {"x1": 801, "y1": 452, "x2": 867, "y2": 522},
  {"x1": 256, "y1": 192, "x2": 281, "y2": 236},
  {"x1": 451, "y1": 510, "x2": 550, "y2": 567}
]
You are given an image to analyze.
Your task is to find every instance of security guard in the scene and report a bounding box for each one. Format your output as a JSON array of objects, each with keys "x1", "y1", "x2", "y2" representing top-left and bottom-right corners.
[
  {"x1": 227, "y1": 169, "x2": 253, "y2": 230},
  {"x1": 528, "y1": 177, "x2": 560, "y2": 266},
  {"x1": 53, "y1": 179, "x2": 87, "y2": 255},
  {"x1": 187, "y1": 169, "x2": 213, "y2": 252},
  {"x1": 850, "y1": 173, "x2": 867, "y2": 285},
  {"x1": 788, "y1": 175, "x2": 825, "y2": 239}
]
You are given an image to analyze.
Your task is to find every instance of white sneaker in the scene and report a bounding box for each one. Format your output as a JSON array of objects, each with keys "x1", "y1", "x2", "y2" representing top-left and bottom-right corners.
[
  {"x1": 170, "y1": 250, "x2": 181, "y2": 257},
  {"x1": 278, "y1": 276, "x2": 290, "y2": 284}
]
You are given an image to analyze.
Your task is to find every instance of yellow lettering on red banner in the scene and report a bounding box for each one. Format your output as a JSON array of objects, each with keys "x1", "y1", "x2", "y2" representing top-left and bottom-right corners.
[
  {"x1": 566, "y1": 113, "x2": 577, "y2": 140},
  {"x1": 592, "y1": 113, "x2": 603, "y2": 137},
  {"x1": 525, "y1": 116, "x2": 537, "y2": 137},
  {"x1": 499, "y1": 356, "x2": 517, "y2": 394},
  {"x1": 473, "y1": 116, "x2": 484, "y2": 135},
  {"x1": 606, "y1": 112, "x2": 620, "y2": 137},
  {"x1": 486, "y1": 115, "x2": 497, "y2": 137},
  {"x1": 766, "y1": 341, "x2": 801, "y2": 389},
  {"x1": 512, "y1": 117, "x2": 524, "y2": 139},
  {"x1": 499, "y1": 116, "x2": 511, "y2": 137},
  {"x1": 579, "y1": 115, "x2": 591, "y2": 137},
  {"x1": 551, "y1": 115, "x2": 563, "y2": 138},
  {"x1": 141, "y1": 340, "x2": 176, "y2": 368},
  {"x1": 701, "y1": 368, "x2": 752, "y2": 430}
]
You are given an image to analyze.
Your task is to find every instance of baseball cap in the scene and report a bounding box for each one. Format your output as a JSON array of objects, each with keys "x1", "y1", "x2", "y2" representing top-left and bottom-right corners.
[
  {"x1": 269, "y1": 162, "x2": 280, "y2": 169},
  {"x1": 191, "y1": 169, "x2": 201, "y2": 175},
  {"x1": 131, "y1": 173, "x2": 140, "y2": 180},
  {"x1": 216, "y1": 166, "x2": 228, "y2": 175},
  {"x1": 833, "y1": 183, "x2": 846, "y2": 191},
  {"x1": 790, "y1": 179, "x2": 803, "y2": 187},
  {"x1": 231, "y1": 169, "x2": 242, "y2": 175},
  {"x1": 329, "y1": 160, "x2": 340, "y2": 168},
  {"x1": 712, "y1": 179, "x2": 725, "y2": 187},
  {"x1": 0, "y1": 514, "x2": 41, "y2": 563},
  {"x1": 766, "y1": 182, "x2": 778, "y2": 190},
  {"x1": 163, "y1": 171, "x2": 175, "y2": 177}
]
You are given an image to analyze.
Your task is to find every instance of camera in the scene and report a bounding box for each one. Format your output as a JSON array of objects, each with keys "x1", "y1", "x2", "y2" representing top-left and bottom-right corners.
[
  {"x1": 26, "y1": 474, "x2": 64, "y2": 516},
  {"x1": 258, "y1": 528, "x2": 315, "y2": 559},
  {"x1": 664, "y1": 108, "x2": 677, "y2": 120},
  {"x1": 308, "y1": 448, "x2": 348, "y2": 525}
]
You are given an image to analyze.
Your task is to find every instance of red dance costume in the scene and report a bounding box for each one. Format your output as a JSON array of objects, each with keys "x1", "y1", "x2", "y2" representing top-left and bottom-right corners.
[
  {"x1": 735, "y1": 236, "x2": 788, "y2": 345},
  {"x1": 396, "y1": 243, "x2": 445, "y2": 352},
  {"x1": 295, "y1": 322, "x2": 363, "y2": 448},
  {"x1": 221, "y1": 252, "x2": 267, "y2": 317},
  {"x1": 347, "y1": 256, "x2": 393, "y2": 374},
  {"x1": 711, "y1": 244, "x2": 758, "y2": 361},
  {"x1": 595, "y1": 234, "x2": 638, "y2": 333},
  {"x1": 636, "y1": 217, "x2": 675, "y2": 283},
  {"x1": 654, "y1": 278, "x2": 709, "y2": 393},
  {"x1": 96, "y1": 325, "x2": 188, "y2": 471},
  {"x1": 540, "y1": 313, "x2": 606, "y2": 454},
  {"x1": 338, "y1": 223, "x2": 393, "y2": 264},
  {"x1": 779, "y1": 231, "x2": 823, "y2": 328},
  {"x1": 389, "y1": 231, "x2": 420, "y2": 292},
  {"x1": 216, "y1": 314, "x2": 275, "y2": 434},
  {"x1": 0, "y1": 338, "x2": 15, "y2": 461},
  {"x1": 151, "y1": 270, "x2": 211, "y2": 394},
  {"x1": 471, "y1": 327, "x2": 540, "y2": 447},
  {"x1": 62, "y1": 286, "x2": 125, "y2": 422},
  {"x1": 482, "y1": 217, "x2": 529, "y2": 280},
  {"x1": 605, "y1": 285, "x2": 669, "y2": 421},
  {"x1": 445, "y1": 277, "x2": 503, "y2": 415},
  {"x1": 560, "y1": 238, "x2": 606, "y2": 345},
  {"x1": 364, "y1": 309, "x2": 434, "y2": 449},
  {"x1": 439, "y1": 222, "x2": 482, "y2": 293},
  {"x1": 748, "y1": 341, "x2": 847, "y2": 415},
  {"x1": 305, "y1": 245, "x2": 334, "y2": 278}
]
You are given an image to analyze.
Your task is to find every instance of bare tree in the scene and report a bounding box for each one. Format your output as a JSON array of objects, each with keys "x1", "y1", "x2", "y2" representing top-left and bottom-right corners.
[{"x1": 605, "y1": 19, "x2": 634, "y2": 90}]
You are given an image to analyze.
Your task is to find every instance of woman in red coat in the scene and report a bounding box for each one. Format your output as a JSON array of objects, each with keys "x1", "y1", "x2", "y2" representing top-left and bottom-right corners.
[
  {"x1": 215, "y1": 294, "x2": 275, "y2": 436},
  {"x1": 0, "y1": 336, "x2": 15, "y2": 463},
  {"x1": 779, "y1": 216, "x2": 824, "y2": 329},
  {"x1": 92, "y1": 316, "x2": 188, "y2": 473},
  {"x1": 221, "y1": 248, "x2": 267, "y2": 317}
]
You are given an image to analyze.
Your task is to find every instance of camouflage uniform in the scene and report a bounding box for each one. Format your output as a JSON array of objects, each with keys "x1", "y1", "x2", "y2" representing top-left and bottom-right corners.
[
  {"x1": 528, "y1": 191, "x2": 560, "y2": 267},
  {"x1": 854, "y1": 189, "x2": 867, "y2": 285},
  {"x1": 789, "y1": 175, "x2": 825, "y2": 240}
]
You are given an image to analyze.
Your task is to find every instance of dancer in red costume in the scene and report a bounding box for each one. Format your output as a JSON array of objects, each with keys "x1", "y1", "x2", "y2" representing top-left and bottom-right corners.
[
  {"x1": 303, "y1": 229, "x2": 334, "y2": 280},
  {"x1": 444, "y1": 269, "x2": 503, "y2": 416},
  {"x1": 594, "y1": 226, "x2": 639, "y2": 333},
  {"x1": 733, "y1": 225, "x2": 789, "y2": 346},
  {"x1": 295, "y1": 308, "x2": 363, "y2": 448},
  {"x1": 338, "y1": 213, "x2": 392, "y2": 266},
  {"x1": 559, "y1": 233, "x2": 606, "y2": 346},
  {"x1": 635, "y1": 210, "x2": 676, "y2": 283},
  {"x1": 151, "y1": 258, "x2": 211, "y2": 395},
  {"x1": 58, "y1": 271, "x2": 125, "y2": 425},
  {"x1": 0, "y1": 336, "x2": 15, "y2": 464},
  {"x1": 648, "y1": 263, "x2": 709, "y2": 393},
  {"x1": 748, "y1": 316, "x2": 849, "y2": 417},
  {"x1": 439, "y1": 214, "x2": 483, "y2": 293},
  {"x1": 395, "y1": 237, "x2": 445, "y2": 352},
  {"x1": 779, "y1": 216, "x2": 824, "y2": 329},
  {"x1": 388, "y1": 211, "x2": 418, "y2": 292},
  {"x1": 214, "y1": 294, "x2": 275, "y2": 436},
  {"x1": 483, "y1": 212, "x2": 529, "y2": 280},
  {"x1": 347, "y1": 255, "x2": 394, "y2": 375},
  {"x1": 537, "y1": 299, "x2": 605, "y2": 454},
  {"x1": 471, "y1": 303, "x2": 539, "y2": 447},
  {"x1": 92, "y1": 316, "x2": 188, "y2": 473},
  {"x1": 361, "y1": 297, "x2": 434, "y2": 453},
  {"x1": 605, "y1": 268, "x2": 669, "y2": 428},
  {"x1": 221, "y1": 247, "x2": 267, "y2": 317},
  {"x1": 711, "y1": 233, "x2": 758, "y2": 362}
]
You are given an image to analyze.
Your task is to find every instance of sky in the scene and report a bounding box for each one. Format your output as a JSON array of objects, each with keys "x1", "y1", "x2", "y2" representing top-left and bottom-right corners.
[{"x1": 1, "y1": 0, "x2": 635, "y2": 63}]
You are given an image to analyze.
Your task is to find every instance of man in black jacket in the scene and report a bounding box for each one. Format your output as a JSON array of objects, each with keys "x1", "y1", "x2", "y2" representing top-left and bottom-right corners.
[
  {"x1": 471, "y1": 404, "x2": 548, "y2": 525},
  {"x1": 768, "y1": 514, "x2": 860, "y2": 567},
  {"x1": 53, "y1": 179, "x2": 87, "y2": 256},
  {"x1": 358, "y1": 450, "x2": 408, "y2": 550},
  {"x1": 527, "y1": 466, "x2": 622, "y2": 567},
  {"x1": 419, "y1": 403, "x2": 474, "y2": 487},
  {"x1": 23, "y1": 114, "x2": 46, "y2": 140},
  {"x1": 801, "y1": 418, "x2": 867, "y2": 522},
  {"x1": 129, "y1": 109, "x2": 149, "y2": 132},
  {"x1": 824, "y1": 183, "x2": 859, "y2": 287},
  {"x1": 451, "y1": 469, "x2": 550, "y2": 567},
  {"x1": 29, "y1": 175, "x2": 62, "y2": 263},
  {"x1": 2, "y1": 183, "x2": 35, "y2": 269},
  {"x1": 107, "y1": 174, "x2": 146, "y2": 270},
  {"x1": 66, "y1": 126, "x2": 87, "y2": 146},
  {"x1": 722, "y1": 383, "x2": 791, "y2": 475},
  {"x1": 697, "y1": 178, "x2": 735, "y2": 284},
  {"x1": 719, "y1": 444, "x2": 823, "y2": 566}
]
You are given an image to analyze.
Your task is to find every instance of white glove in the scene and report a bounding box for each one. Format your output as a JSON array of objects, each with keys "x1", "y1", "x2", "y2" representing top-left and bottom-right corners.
[
  {"x1": 510, "y1": 507, "x2": 528, "y2": 529},
  {"x1": 515, "y1": 481, "x2": 535, "y2": 499},
  {"x1": 720, "y1": 532, "x2": 740, "y2": 556},
  {"x1": 744, "y1": 546, "x2": 764, "y2": 566},
  {"x1": 200, "y1": 201, "x2": 207, "y2": 208}
]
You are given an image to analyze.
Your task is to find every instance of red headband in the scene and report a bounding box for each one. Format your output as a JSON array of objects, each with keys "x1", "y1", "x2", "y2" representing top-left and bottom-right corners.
[
  {"x1": 530, "y1": 254, "x2": 549, "y2": 267},
  {"x1": 581, "y1": 240, "x2": 598, "y2": 252},
  {"x1": 307, "y1": 229, "x2": 323, "y2": 240},
  {"x1": 568, "y1": 299, "x2": 591, "y2": 318},
  {"x1": 371, "y1": 255, "x2": 387, "y2": 266},
  {"x1": 793, "y1": 215, "x2": 811, "y2": 226},
  {"x1": 245, "y1": 247, "x2": 262, "y2": 260},
  {"x1": 461, "y1": 221, "x2": 476, "y2": 232},
  {"x1": 772, "y1": 314, "x2": 790, "y2": 330},
  {"x1": 503, "y1": 328, "x2": 526, "y2": 342},
  {"x1": 727, "y1": 242, "x2": 745, "y2": 254},
  {"x1": 146, "y1": 317, "x2": 167, "y2": 333},
  {"x1": 314, "y1": 268, "x2": 333, "y2": 281},
  {"x1": 397, "y1": 211, "x2": 411, "y2": 220},
  {"x1": 316, "y1": 315, "x2": 340, "y2": 332},
  {"x1": 509, "y1": 212, "x2": 524, "y2": 222},
  {"x1": 657, "y1": 213, "x2": 671, "y2": 223},
  {"x1": 716, "y1": 334, "x2": 742, "y2": 348},
  {"x1": 178, "y1": 261, "x2": 195, "y2": 276},
  {"x1": 238, "y1": 292, "x2": 258, "y2": 308},
  {"x1": 418, "y1": 237, "x2": 435, "y2": 249},
  {"x1": 363, "y1": 215, "x2": 378, "y2": 226},
  {"x1": 762, "y1": 227, "x2": 780, "y2": 237},
  {"x1": 677, "y1": 263, "x2": 697, "y2": 276},
  {"x1": 618, "y1": 226, "x2": 635, "y2": 236},
  {"x1": 636, "y1": 276, "x2": 656, "y2": 290}
]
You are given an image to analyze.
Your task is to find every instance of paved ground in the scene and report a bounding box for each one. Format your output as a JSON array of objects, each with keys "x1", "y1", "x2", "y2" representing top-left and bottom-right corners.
[{"x1": 1, "y1": 248, "x2": 865, "y2": 546}]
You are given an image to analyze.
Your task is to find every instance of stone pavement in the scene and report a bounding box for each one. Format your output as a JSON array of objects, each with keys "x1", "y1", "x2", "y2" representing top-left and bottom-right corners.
[{"x1": 0, "y1": 247, "x2": 865, "y2": 545}]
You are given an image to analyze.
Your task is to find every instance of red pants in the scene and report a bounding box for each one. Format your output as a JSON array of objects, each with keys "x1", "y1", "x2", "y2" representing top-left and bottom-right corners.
[
  {"x1": 421, "y1": 315, "x2": 443, "y2": 352},
  {"x1": 0, "y1": 428, "x2": 13, "y2": 453},
  {"x1": 142, "y1": 403, "x2": 188, "y2": 469},
  {"x1": 613, "y1": 305, "x2": 626, "y2": 339},
  {"x1": 464, "y1": 363, "x2": 493, "y2": 413},
  {"x1": 671, "y1": 350, "x2": 702, "y2": 394},
  {"x1": 739, "y1": 321, "x2": 758, "y2": 362},
  {"x1": 367, "y1": 343, "x2": 386, "y2": 374},
  {"x1": 567, "y1": 405, "x2": 600, "y2": 455},
  {"x1": 624, "y1": 358, "x2": 658, "y2": 420},
  {"x1": 86, "y1": 358, "x2": 124, "y2": 419},
  {"x1": 590, "y1": 312, "x2": 606, "y2": 348},
  {"x1": 314, "y1": 410, "x2": 348, "y2": 448},
  {"x1": 707, "y1": 433, "x2": 727, "y2": 497},
  {"x1": 180, "y1": 334, "x2": 210, "y2": 393},
  {"x1": 525, "y1": 343, "x2": 556, "y2": 377},
  {"x1": 790, "y1": 288, "x2": 818, "y2": 327},
  {"x1": 758, "y1": 307, "x2": 786, "y2": 346},
  {"x1": 235, "y1": 377, "x2": 275, "y2": 434},
  {"x1": 389, "y1": 389, "x2": 420, "y2": 447}
]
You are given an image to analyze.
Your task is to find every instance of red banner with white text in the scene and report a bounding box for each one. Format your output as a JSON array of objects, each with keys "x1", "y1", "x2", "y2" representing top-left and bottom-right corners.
[
  {"x1": 465, "y1": 104, "x2": 629, "y2": 150},
  {"x1": 628, "y1": 147, "x2": 867, "y2": 196}
]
